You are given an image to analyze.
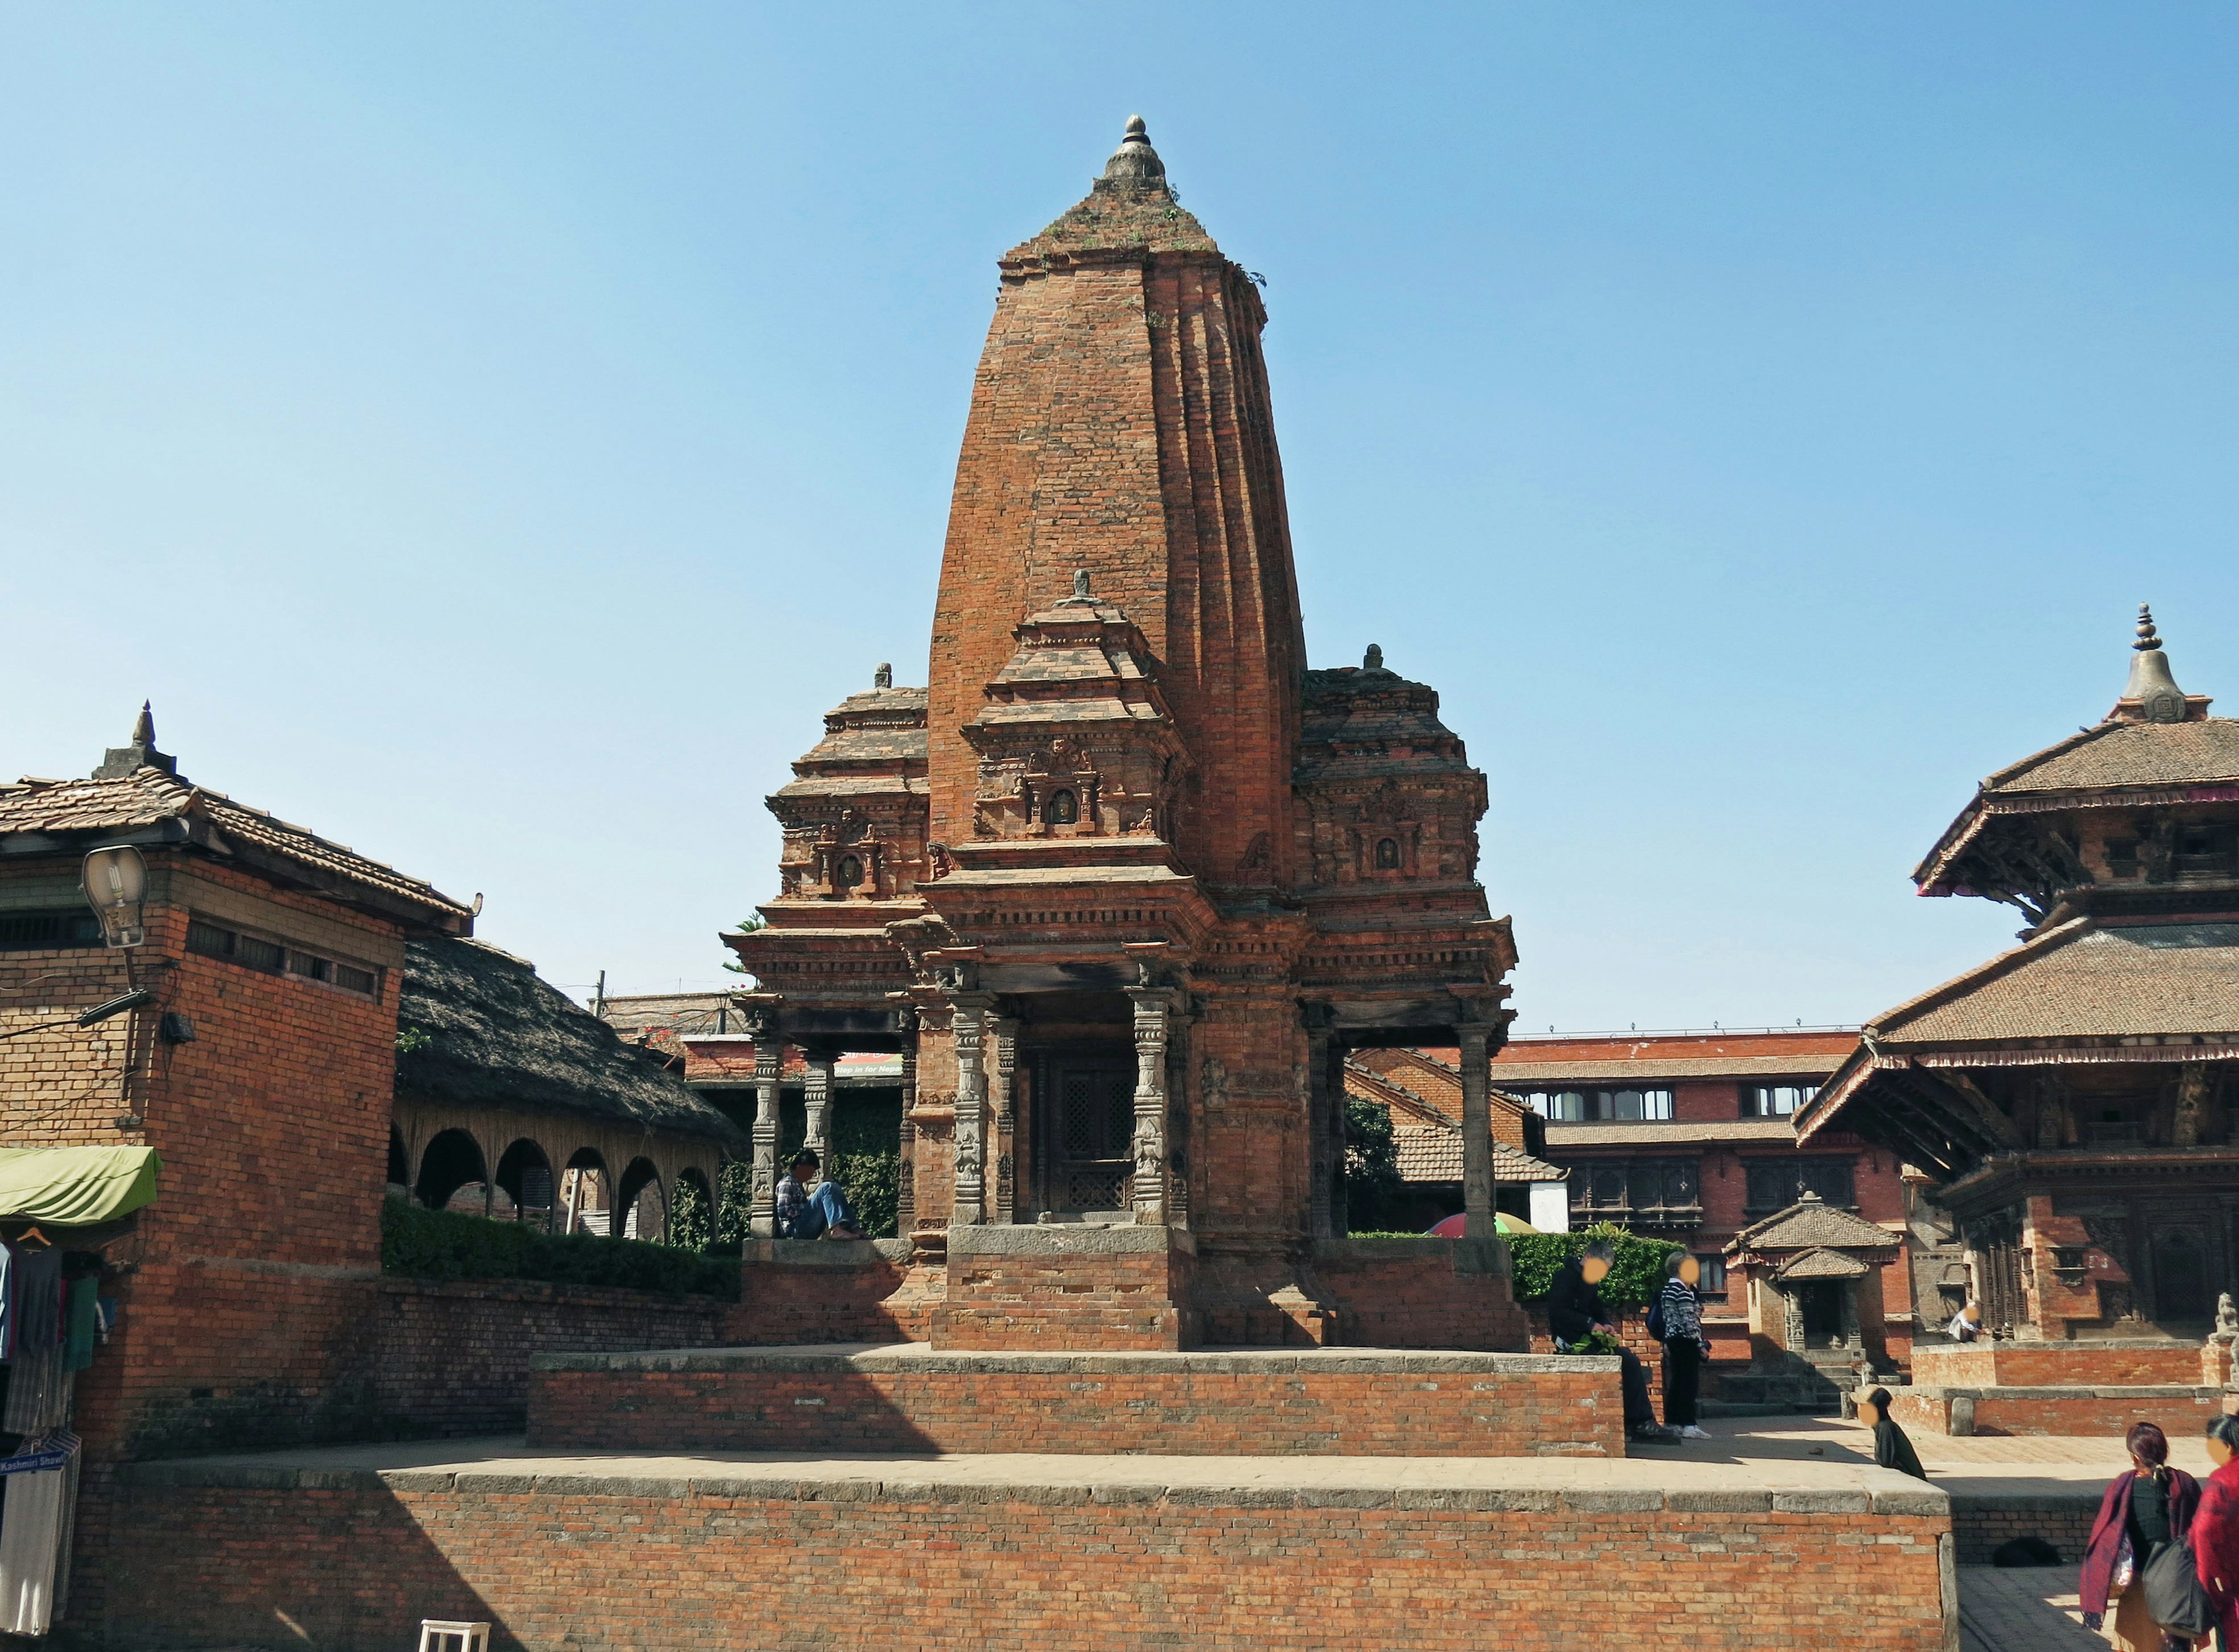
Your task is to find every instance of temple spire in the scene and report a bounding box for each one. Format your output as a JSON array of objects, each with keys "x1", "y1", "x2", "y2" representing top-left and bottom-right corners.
[
  {"x1": 2110, "y1": 603, "x2": 2209, "y2": 725},
  {"x1": 93, "y1": 700, "x2": 180, "y2": 781}
]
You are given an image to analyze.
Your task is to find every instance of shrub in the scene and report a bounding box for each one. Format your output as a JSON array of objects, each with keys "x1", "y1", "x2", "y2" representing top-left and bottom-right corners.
[
  {"x1": 1505, "y1": 1222, "x2": 1680, "y2": 1310},
  {"x1": 1341, "y1": 1095, "x2": 1406, "y2": 1231},
  {"x1": 668, "y1": 1174, "x2": 712, "y2": 1253},
  {"x1": 382, "y1": 1196, "x2": 741, "y2": 1300}
]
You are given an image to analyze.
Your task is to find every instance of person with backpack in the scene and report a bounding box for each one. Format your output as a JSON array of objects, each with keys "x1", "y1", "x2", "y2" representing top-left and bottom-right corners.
[
  {"x1": 2079, "y1": 1422, "x2": 2201, "y2": 1650},
  {"x1": 1652, "y1": 1250, "x2": 1712, "y2": 1439},
  {"x1": 1546, "y1": 1239, "x2": 1676, "y2": 1444}
]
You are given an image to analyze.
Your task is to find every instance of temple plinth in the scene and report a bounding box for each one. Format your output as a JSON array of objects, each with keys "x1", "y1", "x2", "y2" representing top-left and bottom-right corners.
[{"x1": 729, "y1": 118, "x2": 1521, "y2": 1349}]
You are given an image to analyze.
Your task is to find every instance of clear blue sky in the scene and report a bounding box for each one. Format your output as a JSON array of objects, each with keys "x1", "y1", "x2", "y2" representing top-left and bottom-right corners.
[{"x1": 5, "y1": 5, "x2": 2235, "y2": 1031}]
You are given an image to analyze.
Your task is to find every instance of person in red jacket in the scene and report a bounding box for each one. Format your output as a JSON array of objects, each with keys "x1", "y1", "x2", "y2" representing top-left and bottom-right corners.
[
  {"x1": 2080, "y1": 1422, "x2": 2200, "y2": 1650},
  {"x1": 2194, "y1": 1414, "x2": 2239, "y2": 1650}
]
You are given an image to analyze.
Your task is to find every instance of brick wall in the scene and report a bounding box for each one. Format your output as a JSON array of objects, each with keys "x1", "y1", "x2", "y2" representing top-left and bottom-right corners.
[
  {"x1": 97, "y1": 1467, "x2": 1955, "y2": 1652},
  {"x1": 525, "y1": 1349, "x2": 1624, "y2": 1457},
  {"x1": 934, "y1": 1242, "x2": 1194, "y2": 1349},
  {"x1": 727, "y1": 1245, "x2": 918, "y2": 1345},
  {"x1": 1892, "y1": 1383, "x2": 2228, "y2": 1439},
  {"x1": 1911, "y1": 1340, "x2": 2210, "y2": 1389},
  {"x1": 1951, "y1": 1492, "x2": 2099, "y2": 1566},
  {"x1": 1312, "y1": 1238, "x2": 1528, "y2": 1350}
]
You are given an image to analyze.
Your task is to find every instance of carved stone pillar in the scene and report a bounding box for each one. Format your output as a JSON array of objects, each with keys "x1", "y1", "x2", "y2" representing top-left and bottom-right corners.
[
  {"x1": 749, "y1": 1019, "x2": 784, "y2": 1238},
  {"x1": 1458, "y1": 1022, "x2": 1497, "y2": 1239},
  {"x1": 1303, "y1": 1004, "x2": 1338, "y2": 1240},
  {"x1": 893, "y1": 1004, "x2": 919, "y2": 1237},
  {"x1": 803, "y1": 1048, "x2": 836, "y2": 1180},
  {"x1": 1127, "y1": 987, "x2": 1175, "y2": 1225},
  {"x1": 948, "y1": 992, "x2": 996, "y2": 1228},
  {"x1": 990, "y1": 1015, "x2": 1020, "y2": 1224}
]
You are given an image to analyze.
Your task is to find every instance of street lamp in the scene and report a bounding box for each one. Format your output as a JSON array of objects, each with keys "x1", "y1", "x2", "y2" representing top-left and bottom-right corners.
[{"x1": 82, "y1": 845, "x2": 148, "y2": 949}]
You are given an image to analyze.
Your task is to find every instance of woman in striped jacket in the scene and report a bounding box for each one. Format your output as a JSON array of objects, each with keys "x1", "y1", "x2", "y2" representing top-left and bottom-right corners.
[{"x1": 1658, "y1": 1252, "x2": 1714, "y2": 1440}]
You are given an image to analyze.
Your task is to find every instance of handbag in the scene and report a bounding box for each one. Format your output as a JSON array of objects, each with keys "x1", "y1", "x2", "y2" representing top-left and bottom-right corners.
[{"x1": 2142, "y1": 1538, "x2": 2216, "y2": 1640}]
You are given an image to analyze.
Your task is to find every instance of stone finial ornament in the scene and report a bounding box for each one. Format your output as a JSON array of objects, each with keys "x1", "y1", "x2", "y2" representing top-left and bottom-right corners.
[
  {"x1": 2218, "y1": 1291, "x2": 2238, "y2": 1338},
  {"x1": 1101, "y1": 115, "x2": 1167, "y2": 188},
  {"x1": 2117, "y1": 600, "x2": 2196, "y2": 724},
  {"x1": 875, "y1": 662, "x2": 893, "y2": 690},
  {"x1": 93, "y1": 699, "x2": 179, "y2": 781},
  {"x1": 1057, "y1": 568, "x2": 1096, "y2": 607},
  {"x1": 1363, "y1": 644, "x2": 1385, "y2": 673}
]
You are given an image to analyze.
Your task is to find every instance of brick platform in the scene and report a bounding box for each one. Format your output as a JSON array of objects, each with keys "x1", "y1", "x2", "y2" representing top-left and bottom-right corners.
[
  {"x1": 102, "y1": 1442, "x2": 1956, "y2": 1652},
  {"x1": 933, "y1": 1224, "x2": 1194, "y2": 1349},
  {"x1": 1911, "y1": 1338, "x2": 2217, "y2": 1389},
  {"x1": 525, "y1": 1344, "x2": 1626, "y2": 1457},
  {"x1": 1891, "y1": 1381, "x2": 2227, "y2": 1438}
]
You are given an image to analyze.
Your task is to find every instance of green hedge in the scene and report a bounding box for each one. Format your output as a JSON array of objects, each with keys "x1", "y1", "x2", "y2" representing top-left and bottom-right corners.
[
  {"x1": 381, "y1": 1196, "x2": 741, "y2": 1300},
  {"x1": 1505, "y1": 1223, "x2": 1681, "y2": 1310}
]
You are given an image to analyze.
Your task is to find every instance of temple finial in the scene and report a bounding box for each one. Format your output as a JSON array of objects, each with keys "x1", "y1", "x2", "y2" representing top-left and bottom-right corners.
[
  {"x1": 874, "y1": 662, "x2": 892, "y2": 690},
  {"x1": 93, "y1": 698, "x2": 179, "y2": 781},
  {"x1": 1100, "y1": 115, "x2": 1167, "y2": 188},
  {"x1": 2111, "y1": 600, "x2": 2206, "y2": 725},
  {"x1": 1363, "y1": 644, "x2": 1385, "y2": 672}
]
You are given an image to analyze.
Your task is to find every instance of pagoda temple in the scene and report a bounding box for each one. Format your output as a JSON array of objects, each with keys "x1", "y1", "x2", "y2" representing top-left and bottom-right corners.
[
  {"x1": 728, "y1": 118, "x2": 1521, "y2": 1349},
  {"x1": 1800, "y1": 607, "x2": 2239, "y2": 1341}
]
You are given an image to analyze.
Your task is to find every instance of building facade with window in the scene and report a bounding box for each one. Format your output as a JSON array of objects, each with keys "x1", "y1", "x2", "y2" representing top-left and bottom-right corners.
[{"x1": 1490, "y1": 1028, "x2": 1920, "y2": 1369}]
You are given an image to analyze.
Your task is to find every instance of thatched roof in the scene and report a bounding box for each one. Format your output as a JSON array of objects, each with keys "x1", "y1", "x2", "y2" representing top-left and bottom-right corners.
[{"x1": 397, "y1": 938, "x2": 745, "y2": 1147}]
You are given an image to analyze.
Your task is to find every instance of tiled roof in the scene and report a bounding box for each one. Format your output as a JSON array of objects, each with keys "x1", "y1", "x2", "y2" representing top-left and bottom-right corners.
[
  {"x1": 0, "y1": 765, "x2": 470, "y2": 930},
  {"x1": 399, "y1": 940, "x2": 745, "y2": 1145},
  {"x1": 1872, "y1": 918, "x2": 2239, "y2": 1045},
  {"x1": 1732, "y1": 1196, "x2": 1900, "y2": 1255},
  {"x1": 1774, "y1": 1247, "x2": 1870, "y2": 1281},
  {"x1": 1982, "y1": 718, "x2": 2239, "y2": 796},
  {"x1": 1389, "y1": 1125, "x2": 1564, "y2": 1184}
]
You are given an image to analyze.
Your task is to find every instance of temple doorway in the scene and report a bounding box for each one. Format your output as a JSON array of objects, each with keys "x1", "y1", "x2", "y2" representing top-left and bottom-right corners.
[
  {"x1": 2152, "y1": 1223, "x2": 2210, "y2": 1324},
  {"x1": 1799, "y1": 1281, "x2": 1845, "y2": 1347},
  {"x1": 1034, "y1": 1049, "x2": 1135, "y2": 1217}
]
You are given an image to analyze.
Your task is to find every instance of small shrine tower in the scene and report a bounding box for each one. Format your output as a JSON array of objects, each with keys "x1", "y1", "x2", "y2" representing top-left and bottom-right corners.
[{"x1": 731, "y1": 120, "x2": 1519, "y2": 1349}]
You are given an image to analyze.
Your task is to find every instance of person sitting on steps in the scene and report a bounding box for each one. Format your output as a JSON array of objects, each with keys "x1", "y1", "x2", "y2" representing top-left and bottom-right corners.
[
  {"x1": 774, "y1": 1150, "x2": 864, "y2": 1240},
  {"x1": 1548, "y1": 1238, "x2": 1677, "y2": 1444}
]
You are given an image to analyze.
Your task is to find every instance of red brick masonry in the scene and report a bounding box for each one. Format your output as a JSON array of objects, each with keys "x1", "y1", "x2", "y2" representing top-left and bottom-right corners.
[
  {"x1": 1911, "y1": 1339, "x2": 2219, "y2": 1389},
  {"x1": 525, "y1": 1347, "x2": 1626, "y2": 1457},
  {"x1": 1891, "y1": 1382, "x2": 2228, "y2": 1439},
  {"x1": 102, "y1": 1458, "x2": 1956, "y2": 1652}
]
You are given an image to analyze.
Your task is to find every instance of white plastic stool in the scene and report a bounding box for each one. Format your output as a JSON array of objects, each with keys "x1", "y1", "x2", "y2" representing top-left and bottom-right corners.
[{"x1": 418, "y1": 1623, "x2": 490, "y2": 1652}]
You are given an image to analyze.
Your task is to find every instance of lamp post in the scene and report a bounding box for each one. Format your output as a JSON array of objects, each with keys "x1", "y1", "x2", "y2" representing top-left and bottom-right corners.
[{"x1": 81, "y1": 846, "x2": 148, "y2": 949}]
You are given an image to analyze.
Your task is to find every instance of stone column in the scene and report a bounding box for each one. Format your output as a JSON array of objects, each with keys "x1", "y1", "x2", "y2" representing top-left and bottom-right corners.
[
  {"x1": 2176, "y1": 1061, "x2": 2210, "y2": 1149},
  {"x1": 1303, "y1": 1004, "x2": 1338, "y2": 1240},
  {"x1": 1127, "y1": 987, "x2": 1174, "y2": 1225},
  {"x1": 990, "y1": 1015, "x2": 1020, "y2": 1224},
  {"x1": 749, "y1": 1020, "x2": 784, "y2": 1238},
  {"x1": 948, "y1": 992, "x2": 996, "y2": 1229},
  {"x1": 1458, "y1": 1022, "x2": 1497, "y2": 1239},
  {"x1": 1840, "y1": 1280, "x2": 1861, "y2": 1351},
  {"x1": 803, "y1": 1048, "x2": 836, "y2": 1181},
  {"x1": 893, "y1": 1004, "x2": 919, "y2": 1237}
]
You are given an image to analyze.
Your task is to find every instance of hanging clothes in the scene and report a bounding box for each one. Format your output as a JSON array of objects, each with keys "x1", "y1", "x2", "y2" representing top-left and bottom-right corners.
[
  {"x1": 62, "y1": 1280, "x2": 94, "y2": 1375},
  {"x1": 0, "y1": 1453, "x2": 70, "y2": 1635},
  {"x1": 2, "y1": 1250, "x2": 65, "y2": 1436},
  {"x1": 0, "y1": 1240, "x2": 16, "y2": 1362}
]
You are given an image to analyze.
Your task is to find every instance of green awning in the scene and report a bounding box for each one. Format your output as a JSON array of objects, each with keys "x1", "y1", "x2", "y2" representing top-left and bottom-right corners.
[{"x1": 0, "y1": 1147, "x2": 161, "y2": 1225}]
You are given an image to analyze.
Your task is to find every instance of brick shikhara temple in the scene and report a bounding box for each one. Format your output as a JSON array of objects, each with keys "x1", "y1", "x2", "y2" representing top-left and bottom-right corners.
[{"x1": 730, "y1": 116, "x2": 1523, "y2": 1349}]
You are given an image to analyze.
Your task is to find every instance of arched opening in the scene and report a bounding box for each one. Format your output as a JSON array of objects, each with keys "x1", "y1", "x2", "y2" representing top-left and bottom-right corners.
[
  {"x1": 671, "y1": 1166, "x2": 714, "y2": 1251},
  {"x1": 559, "y1": 1147, "x2": 610, "y2": 1236},
  {"x1": 615, "y1": 1157, "x2": 666, "y2": 1242},
  {"x1": 1374, "y1": 837, "x2": 1401, "y2": 870},
  {"x1": 415, "y1": 1128, "x2": 487, "y2": 1213},
  {"x1": 495, "y1": 1138, "x2": 556, "y2": 1229},
  {"x1": 387, "y1": 1126, "x2": 410, "y2": 1191},
  {"x1": 834, "y1": 853, "x2": 864, "y2": 890},
  {"x1": 1045, "y1": 788, "x2": 1078, "y2": 826}
]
